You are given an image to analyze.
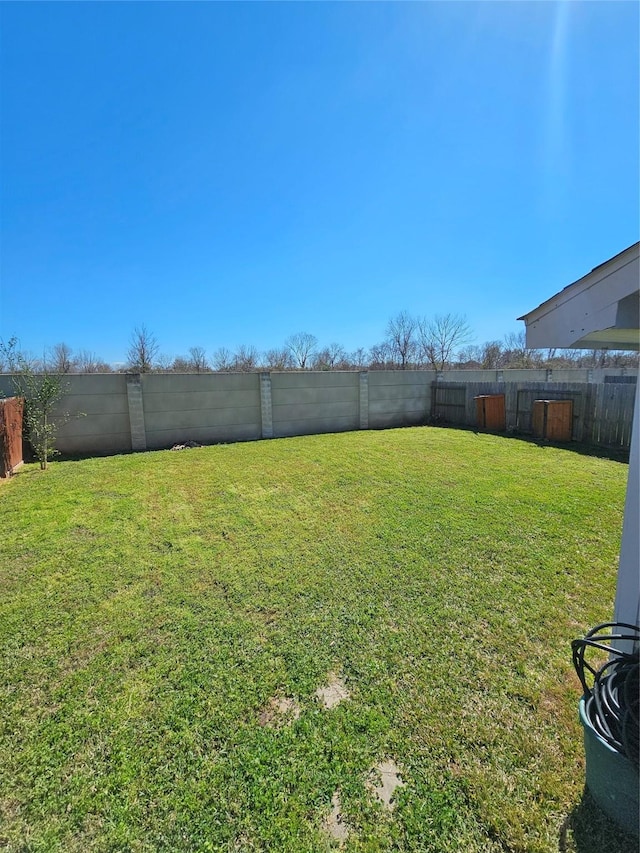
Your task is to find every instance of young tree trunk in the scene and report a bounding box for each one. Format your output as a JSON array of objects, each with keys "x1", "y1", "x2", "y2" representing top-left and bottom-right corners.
[{"x1": 41, "y1": 413, "x2": 48, "y2": 469}]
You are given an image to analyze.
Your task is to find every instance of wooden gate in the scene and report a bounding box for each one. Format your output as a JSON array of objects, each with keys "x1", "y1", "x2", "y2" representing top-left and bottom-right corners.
[{"x1": 0, "y1": 397, "x2": 24, "y2": 477}]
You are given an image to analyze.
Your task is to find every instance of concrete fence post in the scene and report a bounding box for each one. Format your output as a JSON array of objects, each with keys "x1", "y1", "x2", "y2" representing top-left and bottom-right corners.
[
  {"x1": 359, "y1": 371, "x2": 369, "y2": 430},
  {"x1": 259, "y1": 372, "x2": 273, "y2": 439},
  {"x1": 126, "y1": 374, "x2": 147, "y2": 451}
]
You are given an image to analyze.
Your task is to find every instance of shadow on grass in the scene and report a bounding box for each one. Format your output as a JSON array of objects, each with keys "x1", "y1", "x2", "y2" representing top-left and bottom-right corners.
[
  {"x1": 428, "y1": 420, "x2": 630, "y2": 464},
  {"x1": 498, "y1": 432, "x2": 630, "y2": 464},
  {"x1": 559, "y1": 788, "x2": 638, "y2": 853}
]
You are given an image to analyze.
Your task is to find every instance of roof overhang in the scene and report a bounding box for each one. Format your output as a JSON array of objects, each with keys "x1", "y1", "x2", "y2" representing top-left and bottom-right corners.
[{"x1": 518, "y1": 242, "x2": 640, "y2": 351}]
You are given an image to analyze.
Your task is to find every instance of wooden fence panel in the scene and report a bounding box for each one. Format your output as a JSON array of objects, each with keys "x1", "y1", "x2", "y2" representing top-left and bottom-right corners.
[
  {"x1": 431, "y1": 383, "x2": 466, "y2": 424},
  {"x1": 431, "y1": 381, "x2": 636, "y2": 450},
  {"x1": 0, "y1": 397, "x2": 24, "y2": 477},
  {"x1": 592, "y1": 384, "x2": 636, "y2": 448}
]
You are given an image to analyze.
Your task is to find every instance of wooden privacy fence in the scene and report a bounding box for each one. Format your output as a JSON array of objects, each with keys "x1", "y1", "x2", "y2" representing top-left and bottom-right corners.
[
  {"x1": 0, "y1": 397, "x2": 24, "y2": 477},
  {"x1": 432, "y1": 381, "x2": 636, "y2": 450}
]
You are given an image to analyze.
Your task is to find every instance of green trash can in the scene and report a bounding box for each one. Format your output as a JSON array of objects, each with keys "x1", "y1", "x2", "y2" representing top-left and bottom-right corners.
[{"x1": 579, "y1": 697, "x2": 639, "y2": 836}]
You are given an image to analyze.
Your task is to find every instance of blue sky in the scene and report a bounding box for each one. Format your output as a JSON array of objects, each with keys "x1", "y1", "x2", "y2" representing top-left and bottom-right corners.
[{"x1": 1, "y1": 1, "x2": 638, "y2": 365}]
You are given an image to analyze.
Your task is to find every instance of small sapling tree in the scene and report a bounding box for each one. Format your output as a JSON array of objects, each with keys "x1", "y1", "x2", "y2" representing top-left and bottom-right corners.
[{"x1": 0, "y1": 337, "x2": 71, "y2": 470}]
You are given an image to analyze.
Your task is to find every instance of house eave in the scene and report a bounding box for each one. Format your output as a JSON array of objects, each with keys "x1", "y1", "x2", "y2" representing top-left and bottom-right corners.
[{"x1": 519, "y1": 242, "x2": 640, "y2": 351}]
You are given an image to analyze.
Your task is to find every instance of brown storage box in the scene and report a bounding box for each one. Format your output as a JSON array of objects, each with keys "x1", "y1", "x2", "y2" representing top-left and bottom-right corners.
[
  {"x1": 474, "y1": 394, "x2": 506, "y2": 431},
  {"x1": 532, "y1": 399, "x2": 573, "y2": 441},
  {"x1": 0, "y1": 397, "x2": 24, "y2": 477}
]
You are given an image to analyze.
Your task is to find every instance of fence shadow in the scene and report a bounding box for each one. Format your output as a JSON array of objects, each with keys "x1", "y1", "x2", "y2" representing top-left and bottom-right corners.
[
  {"x1": 499, "y1": 432, "x2": 630, "y2": 464},
  {"x1": 427, "y1": 421, "x2": 630, "y2": 464},
  {"x1": 558, "y1": 788, "x2": 638, "y2": 853}
]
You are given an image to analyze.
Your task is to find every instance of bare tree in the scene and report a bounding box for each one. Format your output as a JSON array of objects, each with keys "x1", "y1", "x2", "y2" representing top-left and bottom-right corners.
[
  {"x1": 48, "y1": 343, "x2": 74, "y2": 374},
  {"x1": 455, "y1": 344, "x2": 482, "y2": 367},
  {"x1": 502, "y1": 330, "x2": 541, "y2": 368},
  {"x1": 153, "y1": 354, "x2": 174, "y2": 372},
  {"x1": 263, "y1": 348, "x2": 294, "y2": 370},
  {"x1": 313, "y1": 348, "x2": 333, "y2": 370},
  {"x1": 127, "y1": 325, "x2": 159, "y2": 373},
  {"x1": 285, "y1": 332, "x2": 318, "y2": 369},
  {"x1": 233, "y1": 345, "x2": 259, "y2": 372},
  {"x1": 212, "y1": 347, "x2": 234, "y2": 371},
  {"x1": 349, "y1": 347, "x2": 369, "y2": 369},
  {"x1": 588, "y1": 348, "x2": 609, "y2": 369},
  {"x1": 609, "y1": 350, "x2": 639, "y2": 367},
  {"x1": 480, "y1": 340, "x2": 503, "y2": 369},
  {"x1": 545, "y1": 349, "x2": 578, "y2": 368},
  {"x1": 327, "y1": 342, "x2": 348, "y2": 368},
  {"x1": 368, "y1": 341, "x2": 393, "y2": 370},
  {"x1": 75, "y1": 349, "x2": 111, "y2": 373},
  {"x1": 187, "y1": 346, "x2": 209, "y2": 373},
  {"x1": 385, "y1": 311, "x2": 417, "y2": 369},
  {"x1": 418, "y1": 314, "x2": 473, "y2": 372},
  {"x1": 313, "y1": 342, "x2": 347, "y2": 370},
  {"x1": 170, "y1": 356, "x2": 190, "y2": 372}
]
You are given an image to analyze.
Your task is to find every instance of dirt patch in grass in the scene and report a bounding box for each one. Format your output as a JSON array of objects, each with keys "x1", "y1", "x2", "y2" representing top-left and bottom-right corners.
[
  {"x1": 321, "y1": 791, "x2": 349, "y2": 846},
  {"x1": 315, "y1": 673, "x2": 350, "y2": 709},
  {"x1": 367, "y1": 759, "x2": 405, "y2": 811},
  {"x1": 257, "y1": 695, "x2": 301, "y2": 727}
]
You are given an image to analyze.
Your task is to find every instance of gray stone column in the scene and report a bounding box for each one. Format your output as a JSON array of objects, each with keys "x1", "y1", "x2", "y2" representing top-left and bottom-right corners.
[
  {"x1": 126, "y1": 374, "x2": 147, "y2": 451},
  {"x1": 359, "y1": 371, "x2": 369, "y2": 430},
  {"x1": 260, "y1": 372, "x2": 273, "y2": 439}
]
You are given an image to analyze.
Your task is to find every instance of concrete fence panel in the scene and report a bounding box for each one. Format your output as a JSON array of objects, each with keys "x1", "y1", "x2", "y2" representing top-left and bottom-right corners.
[
  {"x1": 368, "y1": 370, "x2": 433, "y2": 429},
  {"x1": 50, "y1": 374, "x2": 131, "y2": 455},
  {"x1": 271, "y1": 371, "x2": 359, "y2": 438},
  {"x1": 141, "y1": 372, "x2": 262, "y2": 450}
]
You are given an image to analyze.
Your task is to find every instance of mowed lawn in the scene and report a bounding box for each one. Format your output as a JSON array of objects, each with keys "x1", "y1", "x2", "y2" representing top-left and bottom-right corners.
[{"x1": 0, "y1": 427, "x2": 634, "y2": 853}]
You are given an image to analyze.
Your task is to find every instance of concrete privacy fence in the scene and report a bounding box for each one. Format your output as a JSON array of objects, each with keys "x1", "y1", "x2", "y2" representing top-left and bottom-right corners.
[{"x1": 0, "y1": 368, "x2": 636, "y2": 457}]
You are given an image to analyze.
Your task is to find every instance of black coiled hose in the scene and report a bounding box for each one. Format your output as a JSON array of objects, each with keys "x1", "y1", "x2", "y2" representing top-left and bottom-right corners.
[{"x1": 571, "y1": 622, "x2": 639, "y2": 769}]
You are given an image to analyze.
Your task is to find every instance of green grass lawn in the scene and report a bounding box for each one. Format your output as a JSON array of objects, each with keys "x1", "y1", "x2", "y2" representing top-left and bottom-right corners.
[{"x1": 0, "y1": 427, "x2": 635, "y2": 852}]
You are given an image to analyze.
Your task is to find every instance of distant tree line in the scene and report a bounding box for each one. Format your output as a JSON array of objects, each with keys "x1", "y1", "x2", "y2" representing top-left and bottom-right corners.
[{"x1": 2, "y1": 314, "x2": 638, "y2": 375}]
